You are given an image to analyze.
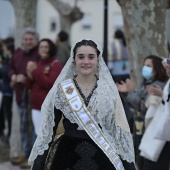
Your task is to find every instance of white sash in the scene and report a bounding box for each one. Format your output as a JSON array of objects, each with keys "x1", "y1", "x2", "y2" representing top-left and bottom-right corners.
[{"x1": 60, "y1": 79, "x2": 125, "y2": 170}]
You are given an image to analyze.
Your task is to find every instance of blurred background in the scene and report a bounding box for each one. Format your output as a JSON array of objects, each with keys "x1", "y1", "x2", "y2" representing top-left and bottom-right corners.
[{"x1": 0, "y1": 0, "x2": 170, "y2": 170}]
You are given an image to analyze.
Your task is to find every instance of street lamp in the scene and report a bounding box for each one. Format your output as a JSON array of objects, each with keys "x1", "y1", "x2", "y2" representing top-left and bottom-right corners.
[{"x1": 103, "y1": 0, "x2": 108, "y2": 64}]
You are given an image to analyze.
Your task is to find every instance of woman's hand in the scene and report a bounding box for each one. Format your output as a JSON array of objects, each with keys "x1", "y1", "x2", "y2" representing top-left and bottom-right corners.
[
  {"x1": 116, "y1": 79, "x2": 136, "y2": 93},
  {"x1": 26, "y1": 61, "x2": 37, "y2": 78},
  {"x1": 125, "y1": 79, "x2": 136, "y2": 92},
  {"x1": 16, "y1": 74, "x2": 26, "y2": 83},
  {"x1": 147, "y1": 85, "x2": 163, "y2": 97},
  {"x1": 116, "y1": 81, "x2": 128, "y2": 93}
]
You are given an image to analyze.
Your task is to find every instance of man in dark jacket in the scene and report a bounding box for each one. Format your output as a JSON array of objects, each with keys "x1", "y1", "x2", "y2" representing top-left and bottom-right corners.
[
  {"x1": 9, "y1": 28, "x2": 40, "y2": 169},
  {"x1": 55, "y1": 30, "x2": 70, "y2": 66}
]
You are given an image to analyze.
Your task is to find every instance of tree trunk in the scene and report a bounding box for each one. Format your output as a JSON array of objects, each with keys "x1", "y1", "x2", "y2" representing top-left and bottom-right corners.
[
  {"x1": 9, "y1": 0, "x2": 37, "y2": 47},
  {"x1": 118, "y1": 0, "x2": 167, "y2": 85},
  {"x1": 48, "y1": 0, "x2": 83, "y2": 35},
  {"x1": 166, "y1": 0, "x2": 170, "y2": 50}
]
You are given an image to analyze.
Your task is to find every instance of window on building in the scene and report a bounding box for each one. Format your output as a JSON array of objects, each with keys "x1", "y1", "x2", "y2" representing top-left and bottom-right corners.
[
  {"x1": 81, "y1": 14, "x2": 92, "y2": 29},
  {"x1": 50, "y1": 20, "x2": 57, "y2": 32}
]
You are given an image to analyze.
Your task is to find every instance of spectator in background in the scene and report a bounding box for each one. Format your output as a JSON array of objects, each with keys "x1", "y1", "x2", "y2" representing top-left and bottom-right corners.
[
  {"x1": 109, "y1": 29, "x2": 130, "y2": 83},
  {"x1": 109, "y1": 29, "x2": 133, "y2": 133},
  {"x1": 55, "y1": 30, "x2": 70, "y2": 66},
  {"x1": 9, "y1": 28, "x2": 40, "y2": 169},
  {"x1": 143, "y1": 54, "x2": 170, "y2": 170},
  {"x1": 26, "y1": 39, "x2": 62, "y2": 140},
  {"x1": 116, "y1": 55, "x2": 169, "y2": 170},
  {"x1": 0, "y1": 37, "x2": 14, "y2": 143}
]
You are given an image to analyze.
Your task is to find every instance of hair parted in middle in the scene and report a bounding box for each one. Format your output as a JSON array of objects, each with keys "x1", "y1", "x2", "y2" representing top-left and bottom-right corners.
[{"x1": 73, "y1": 39, "x2": 100, "y2": 59}]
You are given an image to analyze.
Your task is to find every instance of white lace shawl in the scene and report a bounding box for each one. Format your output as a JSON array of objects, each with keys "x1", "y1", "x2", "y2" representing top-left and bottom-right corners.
[{"x1": 28, "y1": 39, "x2": 135, "y2": 165}]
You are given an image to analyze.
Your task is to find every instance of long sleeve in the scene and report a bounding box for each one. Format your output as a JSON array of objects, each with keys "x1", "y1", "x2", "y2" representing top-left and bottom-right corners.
[
  {"x1": 122, "y1": 160, "x2": 136, "y2": 170},
  {"x1": 32, "y1": 61, "x2": 62, "y2": 90},
  {"x1": 32, "y1": 107, "x2": 63, "y2": 170}
]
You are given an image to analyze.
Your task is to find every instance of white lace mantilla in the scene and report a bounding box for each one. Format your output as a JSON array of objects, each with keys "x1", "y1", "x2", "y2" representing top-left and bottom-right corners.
[{"x1": 28, "y1": 39, "x2": 135, "y2": 165}]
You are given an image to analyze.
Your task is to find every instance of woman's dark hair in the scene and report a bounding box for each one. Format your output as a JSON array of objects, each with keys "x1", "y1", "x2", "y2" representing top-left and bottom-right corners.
[
  {"x1": 144, "y1": 55, "x2": 168, "y2": 82},
  {"x1": 73, "y1": 40, "x2": 100, "y2": 59},
  {"x1": 114, "y1": 29, "x2": 126, "y2": 46},
  {"x1": 38, "y1": 38, "x2": 56, "y2": 58},
  {"x1": 2, "y1": 37, "x2": 15, "y2": 54},
  {"x1": 58, "y1": 31, "x2": 69, "y2": 42}
]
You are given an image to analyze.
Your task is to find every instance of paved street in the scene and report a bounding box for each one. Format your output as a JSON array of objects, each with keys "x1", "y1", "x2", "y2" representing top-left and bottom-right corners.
[
  {"x1": 0, "y1": 98, "x2": 30, "y2": 170},
  {"x1": 0, "y1": 162, "x2": 23, "y2": 170}
]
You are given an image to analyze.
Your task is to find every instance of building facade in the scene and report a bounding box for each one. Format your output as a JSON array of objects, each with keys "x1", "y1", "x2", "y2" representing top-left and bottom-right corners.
[{"x1": 0, "y1": 0, "x2": 123, "y2": 56}]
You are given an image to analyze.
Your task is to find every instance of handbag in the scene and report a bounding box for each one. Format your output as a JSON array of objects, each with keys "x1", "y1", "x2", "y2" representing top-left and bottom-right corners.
[
  {"x1": 139, "y1": 102, "x2": 166, "y2": 162},
  {"x1": 154, "y1": 80, "x2": 170, "y2": 141}
]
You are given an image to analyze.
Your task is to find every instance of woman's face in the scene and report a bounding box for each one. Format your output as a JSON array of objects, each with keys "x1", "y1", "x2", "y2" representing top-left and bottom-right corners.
[
  {"x1": 38, "y1": 41, "x2": 49, "y2": 60},
  {"x1": 74, "y1": 45, "x2": 98, "y2": 76}
]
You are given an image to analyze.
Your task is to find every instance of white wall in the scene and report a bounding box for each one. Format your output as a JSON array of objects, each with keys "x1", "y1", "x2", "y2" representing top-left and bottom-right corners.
[
  {"x1": 37, "y1": 0, "x2": 61, "y2": 42},
  {"x1": 0, "y1": 0, "x2": 123, "y2": 57},
  {"x1": 37, "y1": 0, "x2": 123, "y2": 56},
  {"x1": 71, "y1": 0, "x2": 123, "y2": 56}
]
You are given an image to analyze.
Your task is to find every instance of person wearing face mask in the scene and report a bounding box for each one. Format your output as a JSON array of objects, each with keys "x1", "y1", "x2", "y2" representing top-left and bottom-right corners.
[
  {"x1": 141, "y1": 54, "x2": 170, "y2": 170},
  {"x1": 116, "y1": 55, "x2": 169, "y2": 170}
]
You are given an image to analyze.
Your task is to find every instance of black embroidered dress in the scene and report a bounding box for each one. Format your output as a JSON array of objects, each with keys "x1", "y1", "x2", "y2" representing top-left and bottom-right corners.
[{"x1": 32, "y1": 78, "x2": 135, "y2": 170}]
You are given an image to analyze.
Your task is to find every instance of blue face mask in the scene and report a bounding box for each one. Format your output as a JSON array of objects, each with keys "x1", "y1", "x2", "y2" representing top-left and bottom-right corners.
[{"x1": 142, "y1": 65, "x2": 153, "y2": 80}]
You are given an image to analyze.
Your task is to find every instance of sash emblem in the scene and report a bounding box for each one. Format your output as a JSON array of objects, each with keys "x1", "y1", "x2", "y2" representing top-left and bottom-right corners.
[{"x1": 65, "y1": 86, "x2": 74, "y2": 95}]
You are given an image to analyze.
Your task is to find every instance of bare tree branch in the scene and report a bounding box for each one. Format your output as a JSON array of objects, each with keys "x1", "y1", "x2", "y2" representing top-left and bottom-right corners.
[
  {"x1": 48, "y1": 0, "x2": 83, "y2": 33},
  {"x1": 48, "y1": 0, "x2": 72, "y2": 15},
  {"x1": 48, "y1": 0, "x2": 83, "y2": 21},
  {"x1": 116, "y1": 0, "x2": 128, "y2": 6}
]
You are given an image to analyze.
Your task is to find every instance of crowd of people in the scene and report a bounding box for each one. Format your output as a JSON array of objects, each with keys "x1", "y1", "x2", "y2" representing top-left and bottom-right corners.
[
  {"x1": 0, "y1": 28, "x2": 169, "y2": 170},
  {"x1": 0, "y1": 28, "x2": 66, "y2": 169}
]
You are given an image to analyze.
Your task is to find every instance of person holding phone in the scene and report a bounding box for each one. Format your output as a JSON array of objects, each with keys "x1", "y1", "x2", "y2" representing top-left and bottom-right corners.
[
  {"x1": 116, "y1": 55, "x2": 169, "y2": 170},
  {"x1": 145, "y1": 55, "x2": 170, "y2": 170}
]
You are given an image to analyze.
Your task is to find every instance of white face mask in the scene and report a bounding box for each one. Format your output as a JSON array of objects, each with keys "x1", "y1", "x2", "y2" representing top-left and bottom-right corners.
[{"x1": 142, "y1": 65, "x2": 153, "y2": 80}]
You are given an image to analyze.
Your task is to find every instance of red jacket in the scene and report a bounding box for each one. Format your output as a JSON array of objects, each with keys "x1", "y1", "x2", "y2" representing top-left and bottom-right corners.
[
  {"x1": 9, "y1": 47, "x2": 40, "y2": 104},
  {"x1": 26, "y1": 57, "x2": 62, "y2": 110}
]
